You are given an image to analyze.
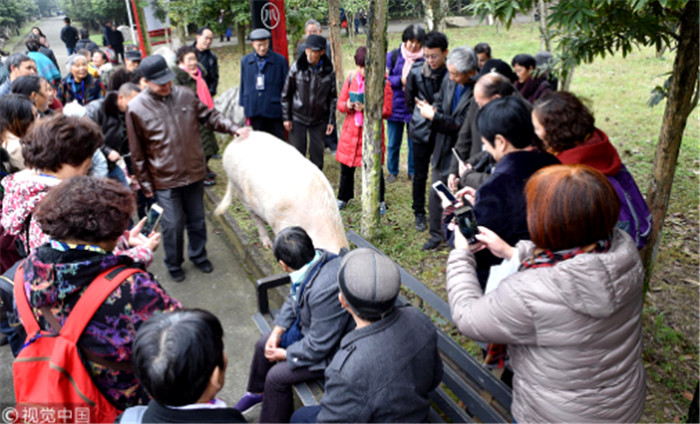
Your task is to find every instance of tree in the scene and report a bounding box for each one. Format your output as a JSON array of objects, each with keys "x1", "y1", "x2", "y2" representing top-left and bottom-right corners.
[
  {"x1": 421, "y1": 0, "x2": 447, "y2": 31},
  {"x1": 360, "y1": 0, "x2": 388, "y2": 238},
  {"x1": 58, "y1": 0, "x2": 126, "y2": 28},
  {"x1": 35, "y1": 0, "x2": 59, "y2": 17},
  {"x1": 328, "y1": 0, "x2": 345, "y2": 92},
  {"x1": 469, "y1": 0, "x2": 699, "y2": 295},
  {"x1": 285, "y1": 0, "x2": 328, "y2": 54},
  {"x1": 1, "y1": 0, "x2": 38, "y2": 30}
]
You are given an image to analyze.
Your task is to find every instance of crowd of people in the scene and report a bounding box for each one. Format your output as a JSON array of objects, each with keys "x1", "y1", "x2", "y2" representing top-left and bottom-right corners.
[{"x1": 0, "y1": 16, "x2": 656, "y2": 424}]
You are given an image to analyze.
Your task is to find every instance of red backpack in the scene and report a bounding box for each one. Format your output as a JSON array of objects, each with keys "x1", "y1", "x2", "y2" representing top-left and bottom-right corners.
[{"x1": 13, "y1": 265, "x2": 140, "y2": 424}]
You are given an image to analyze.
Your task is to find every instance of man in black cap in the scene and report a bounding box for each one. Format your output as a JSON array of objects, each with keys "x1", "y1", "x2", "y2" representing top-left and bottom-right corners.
[
  {"x1": 124, "y1": 49, "x2": 142, "y2": 72},
  {"x1": 239, "y1": 28, "x2": 289, "y2": 140},
  {"x1": 126, "y1": 55, "x2": 249, "y2": 282},
  {"x1": 281, "y1": 34, "x2": 336, "y2": 169},
  {"x1": 291, "y1": 248, "x2": 443, "y2": 423}
]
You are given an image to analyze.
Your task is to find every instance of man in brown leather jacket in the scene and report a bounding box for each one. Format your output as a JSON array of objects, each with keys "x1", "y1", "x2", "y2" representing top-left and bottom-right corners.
[{"x1": 126, "y1": 55, "x2": 249, "y2": 282}]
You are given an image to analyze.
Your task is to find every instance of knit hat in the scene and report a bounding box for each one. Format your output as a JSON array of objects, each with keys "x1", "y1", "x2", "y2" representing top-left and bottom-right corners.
[{"x1": 338, "y1": 248, "x2": 401, "y2": 320}]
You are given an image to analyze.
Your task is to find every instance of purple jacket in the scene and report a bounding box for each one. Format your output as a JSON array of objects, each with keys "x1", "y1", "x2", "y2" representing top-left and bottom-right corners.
[{"x1": 386, "y1": 47, "x2": 421, "y2": 123}]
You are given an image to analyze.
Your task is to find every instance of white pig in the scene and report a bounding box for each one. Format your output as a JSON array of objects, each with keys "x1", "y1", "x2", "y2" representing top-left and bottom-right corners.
[{"x1": 214, "y1": 131, "x2": 349, "y2": 253}]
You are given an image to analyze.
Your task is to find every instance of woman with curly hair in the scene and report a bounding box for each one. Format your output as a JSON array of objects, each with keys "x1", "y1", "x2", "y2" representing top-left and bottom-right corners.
[
  {"x1": 532, "y1": 91, "x2": 651, "y2": 248},
  {"x1": 11, "y1": 175, "x2": 182, "y2": 411}
]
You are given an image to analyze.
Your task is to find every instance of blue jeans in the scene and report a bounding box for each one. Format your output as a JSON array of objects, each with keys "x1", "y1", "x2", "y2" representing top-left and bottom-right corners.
[
  {"x1": 291, "y1": 406, "x2": 321, "y2": 423},
  {"x1": 67, "y1": 46, "x2": 76, "y2": 55},
  {"x1": 107, "y1": 165, "x2": 129, "y2": 187},
  {"x1": 386, "y1": 120, "x2": 413, "y2": 176}
]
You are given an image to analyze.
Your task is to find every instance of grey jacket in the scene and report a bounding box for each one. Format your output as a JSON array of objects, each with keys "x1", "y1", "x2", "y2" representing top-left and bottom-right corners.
[
  {"x1": 446, "y1": 228, "x2": 646, "y2": 423},
  {"x1": 430, "y1": 77, "x2": 473, "y2": 178},
  {"x1": 275, "y1": 250, "x2": 352, "y2": 371},
  {"x1": 317, "y1": 306, "x2": 443, "y2": 423}
]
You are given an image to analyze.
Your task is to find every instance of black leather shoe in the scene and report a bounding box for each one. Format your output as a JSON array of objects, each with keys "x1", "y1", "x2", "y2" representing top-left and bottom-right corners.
[
  {"x1": 196, "y1": 260, "x2": 213, "y2": 273},
  {"x1": 422, "y1": 238, "x2": 443, "y2": 251},
  {"x1": 415, "y1": 214, "x2": 427, "y2": 232},
  {"x1": 169, "y1": 268, "x2": 185, "y2": 282}
]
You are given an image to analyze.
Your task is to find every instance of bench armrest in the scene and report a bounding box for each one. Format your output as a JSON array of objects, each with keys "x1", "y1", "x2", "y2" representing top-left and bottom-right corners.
[{"x1": 256, "y1": 273, "x2": 291, "y2": 314}]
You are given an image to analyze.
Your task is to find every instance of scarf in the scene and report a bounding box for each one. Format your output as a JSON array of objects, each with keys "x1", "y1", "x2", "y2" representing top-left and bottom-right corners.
[
  {"x1": 400, "y1": 42, "x2": 424, "y2": 82},
  {"x1": 519, "y1": 237, "x2": 612, "y2": 271},
  {"x1": 354, "y1": 72, "x2": 365, "y2": 127},
  {"x1": 180, "y1": 64, "x2": 213, "y2": 109}
]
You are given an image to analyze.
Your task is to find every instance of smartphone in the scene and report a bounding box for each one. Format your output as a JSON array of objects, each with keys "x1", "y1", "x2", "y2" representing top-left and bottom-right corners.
[
  {"x1": 432, "y1": 181, "x2": 458, "y2": 205},
  {"x1": 140, "y1": 204, "x2": 163, "y2": 238},
  {"x1": 455, "y1": 202, "x2": 479, "y2": 245}
]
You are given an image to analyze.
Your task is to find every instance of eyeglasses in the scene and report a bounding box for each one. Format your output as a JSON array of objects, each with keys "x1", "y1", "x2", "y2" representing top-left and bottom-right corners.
[{"x1": 424, "y1": 54, "x2": 442, "y2": 61}]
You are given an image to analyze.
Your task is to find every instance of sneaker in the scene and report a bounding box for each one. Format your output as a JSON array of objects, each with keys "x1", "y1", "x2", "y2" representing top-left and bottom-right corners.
[
  {"x1": 203, "y1": 178, "x2": 216, "y2": 186},
  {"x1": 422, "y1": 237, "x2": 443, "y2": 251},
  {"x1": 415, "y1": 214, "x2": 427, "y2": 232},
  {"x1": 169, "y1": 268, "x2": 185, "y2": 282},
  {"x1": 337, "y1": 200, "x2": 347, "y2": 210},
  {"x1": 196, "y1": 260, "x2": 213, "y2": 273},
  {"x1": 379, "y1": 201, "x2": 387, "y2": 216},
  {"x1": 234, "y1": 392, "x2": 263, "y2": 412},
  {"x1": 387, "y1": 174, "x2": 397, "y2": 183},
  {"x1": 206, "y1": 171, "x2": 217, "y2": 179}
]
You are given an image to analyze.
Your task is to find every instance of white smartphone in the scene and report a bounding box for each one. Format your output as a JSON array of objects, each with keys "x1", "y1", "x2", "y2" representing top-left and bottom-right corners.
[
  {"x1": 140, "y1": 204, "x2": 163, "y2": 238},
  {"x1": 432, "y1": 181, "x2": 458, "y2": 205}
]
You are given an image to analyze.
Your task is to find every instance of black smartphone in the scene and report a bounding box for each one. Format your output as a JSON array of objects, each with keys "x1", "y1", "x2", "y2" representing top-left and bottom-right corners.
[
  {"x1": 431, "y1": 181, "x2": 458, "y2": 205},
  {"x1": 455, "y1": 202, "x2": 479, "y2": 244}
]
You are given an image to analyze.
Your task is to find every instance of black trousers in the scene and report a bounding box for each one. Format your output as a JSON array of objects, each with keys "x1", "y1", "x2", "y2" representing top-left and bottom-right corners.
[
  {"x1": 337, "y1": 164, "x2": 385, "y2": 202},
  {"x1": 250, "y1": 116, "x2": 285, "y2": 140},
  {"x1": 155, "y1": 180, "x2": 208, "y2": 272},
  {"x1": 428, "y1": 168, "x2": 448, "y2": 241},
  {"x1": 246, "y1": 334, "x2": 325, "y2": 423},
  {"x1": 411, "y1": 138, "x2": 435, "y2": 216},
  {"x1": 289, "y1": 121, "x2": 326, "y2": 169}
]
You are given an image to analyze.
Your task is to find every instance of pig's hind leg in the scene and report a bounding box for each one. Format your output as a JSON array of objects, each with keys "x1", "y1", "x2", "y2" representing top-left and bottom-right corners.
[{"x1": 249, "y1": 210, "x2": 273, "y2": 249}]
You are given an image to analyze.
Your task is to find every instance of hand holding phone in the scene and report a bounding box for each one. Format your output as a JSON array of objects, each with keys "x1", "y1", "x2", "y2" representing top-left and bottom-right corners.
[
  {"x1": 140, "y1": 204, "x2": 163, "y2": 239},
  {"x1": 432, "y1": 181, "x2": 458, "y2": 205},
  {"x1": 455, "y1": 201, "x2": 479, "y2": 245}
]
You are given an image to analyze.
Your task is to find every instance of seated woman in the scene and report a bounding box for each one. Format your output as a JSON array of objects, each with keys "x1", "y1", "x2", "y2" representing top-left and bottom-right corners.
[
  {"x1": 511, "y1": 53, "x2": 552, "y2": 103},
  {"x1": 119, "y1": 309, "x2": 245, "y2": 423},
  {"x1": 235, "y1": 226, "x2": 352, "y2": 423},
  {"x1": 1, "y1": 114, "x2": 151, "y2": 264},
  {"x1": 0, "y1": 94, "x2": 35, "y2": 172},
  {"x1": 446, "y1": 164, "x2": 646, "y2": 422},
  {"x1": 12, "y1": 176, "x2": 182, "y2": 409},
  {"x1": 532, "y1": 91, "x2": 652, "y2": 248},
  {"x1": 335, "y1": 46, "x2": 393, "y2": 213},
  {"x1": 58, "y1": 54, "x2": 105, "y2": 105}
]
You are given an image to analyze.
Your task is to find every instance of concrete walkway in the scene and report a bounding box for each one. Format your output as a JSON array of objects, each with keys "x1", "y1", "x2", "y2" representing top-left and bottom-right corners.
[{"x1": 0, "y1": 214, "x2": 262, "y2": 409}]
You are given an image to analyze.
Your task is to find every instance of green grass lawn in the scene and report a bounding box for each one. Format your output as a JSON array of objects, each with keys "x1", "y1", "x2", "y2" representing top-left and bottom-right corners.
[{"x1": 211, "y1": 21, "x2": 699, "y2": 422}]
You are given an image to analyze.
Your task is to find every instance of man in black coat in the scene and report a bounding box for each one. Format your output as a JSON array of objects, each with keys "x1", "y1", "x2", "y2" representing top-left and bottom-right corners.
[
  {"x1": 291, "y1": 248, "x2": 443, "y2": 423},
  {"x1": 405, "y1": 31, "x2": 449, "y2": 234},
  {"x1": 192, "y1": 26, "x2": 219, "y2": 97},
  {"x1": 60, "y1": 17, "x2": 79, "y2": 55},
  {"x1": 415, "y1": 46, "x2": 478, "y2": 250},
  {"x1": 281, "y1": 35, "x2": 336, "y2": 169},
  {"x1": 103, "y1": 21, "x2": 125, "y2": 64}
]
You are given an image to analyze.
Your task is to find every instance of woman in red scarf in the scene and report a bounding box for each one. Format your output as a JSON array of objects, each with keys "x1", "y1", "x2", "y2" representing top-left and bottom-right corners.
[
  {"x1": 335, "y1": 46, "x2": 393, "y2": 214},
  {"x1": 174, "y1": 46, "x2": 218, "y2": 186}
]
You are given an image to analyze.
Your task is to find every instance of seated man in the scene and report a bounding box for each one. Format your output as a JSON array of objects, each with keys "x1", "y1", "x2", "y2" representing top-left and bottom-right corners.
[
  {"x1": 235, "y1": 226, "x2": 351, "y2": 423},
  {"x1": 292, "y1": 248, "x2": 443, "y2": 423},
  {"x1": 117, "y1": 309, "x2": 245, "y2": 423}
]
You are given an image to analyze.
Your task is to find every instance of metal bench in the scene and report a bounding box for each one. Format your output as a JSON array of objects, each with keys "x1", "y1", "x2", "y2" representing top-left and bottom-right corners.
[{"x1": 251, "y1": 230, "x2": 513, "y2": 422}]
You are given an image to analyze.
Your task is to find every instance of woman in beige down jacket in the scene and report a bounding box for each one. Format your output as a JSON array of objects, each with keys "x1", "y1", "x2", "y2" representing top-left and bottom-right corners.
[{"x1": 446, "y1": 164, "x2": 645, "y2": 422}]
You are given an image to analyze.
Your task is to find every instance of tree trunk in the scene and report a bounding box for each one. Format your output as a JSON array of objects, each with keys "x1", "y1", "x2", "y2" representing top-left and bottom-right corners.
[
  {"x1": 327, "y1": 0, "x2": 344, "y2": 102},
  {"x1": 176, "y1": 23, "x2": 187, "y2": 46},
  {"x1": 361, "y1": 0, "x2": 388, "y2": 239},
  {"x1": 422, "y1": 0, "x2": 435, "y2": 30},
  {"x1": 422, "y1": 0, "x2": 445, "y2": 31},
  {"x1": 640, "y1": 0, "x2": 699, "y2": 296},
  {"x1": 560, "y1": 64, "x2": 575, "y2": 91},
  {"x1": 347, "y1": 10, "x2": 356, "y2": 45},
  {"x1": 236, "y1": 23, "x2": 246, "y2": 56},
  {"x1": 538, "y1": 0, "x2": 551, "y2": 52}
]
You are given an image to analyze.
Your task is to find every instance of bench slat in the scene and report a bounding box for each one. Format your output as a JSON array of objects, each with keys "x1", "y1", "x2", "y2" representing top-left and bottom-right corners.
[
  {"x1": 429, "y1": 389, "x2": 474, "y2": 423},
  {"x1": 442, "y1": 366, "x2": 509, "y2": 423},
  {"x1": 437, "y1": 332, "x2": 513, "y2": 410}
]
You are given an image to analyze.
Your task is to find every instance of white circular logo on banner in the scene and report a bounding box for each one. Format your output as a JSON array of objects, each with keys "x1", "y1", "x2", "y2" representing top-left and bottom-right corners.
[{"x1": 261, "y1": 3, "x2": 281, "y2": 30}]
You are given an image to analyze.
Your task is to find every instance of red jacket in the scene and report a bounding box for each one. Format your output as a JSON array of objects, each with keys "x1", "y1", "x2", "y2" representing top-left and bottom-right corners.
[{"x1": 335, "y1": 72, "x2": 393, "y2": 168}]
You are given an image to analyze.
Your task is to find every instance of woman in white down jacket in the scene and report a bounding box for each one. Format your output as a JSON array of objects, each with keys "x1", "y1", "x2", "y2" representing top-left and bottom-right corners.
[{"x1": 446, "y1": 164, "x2": 645, "y2": 423}]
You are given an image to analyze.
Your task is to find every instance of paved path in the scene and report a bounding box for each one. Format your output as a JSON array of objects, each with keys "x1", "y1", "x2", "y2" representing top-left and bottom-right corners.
[{"x1": 0, "y1": 216, "x2": 261, "y2": 410}]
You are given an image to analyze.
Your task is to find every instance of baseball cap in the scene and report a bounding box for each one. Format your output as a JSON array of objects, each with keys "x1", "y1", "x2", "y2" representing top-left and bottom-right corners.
[{"x1": 140, "y1": 55, "x2": 175, "y2": 84}]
